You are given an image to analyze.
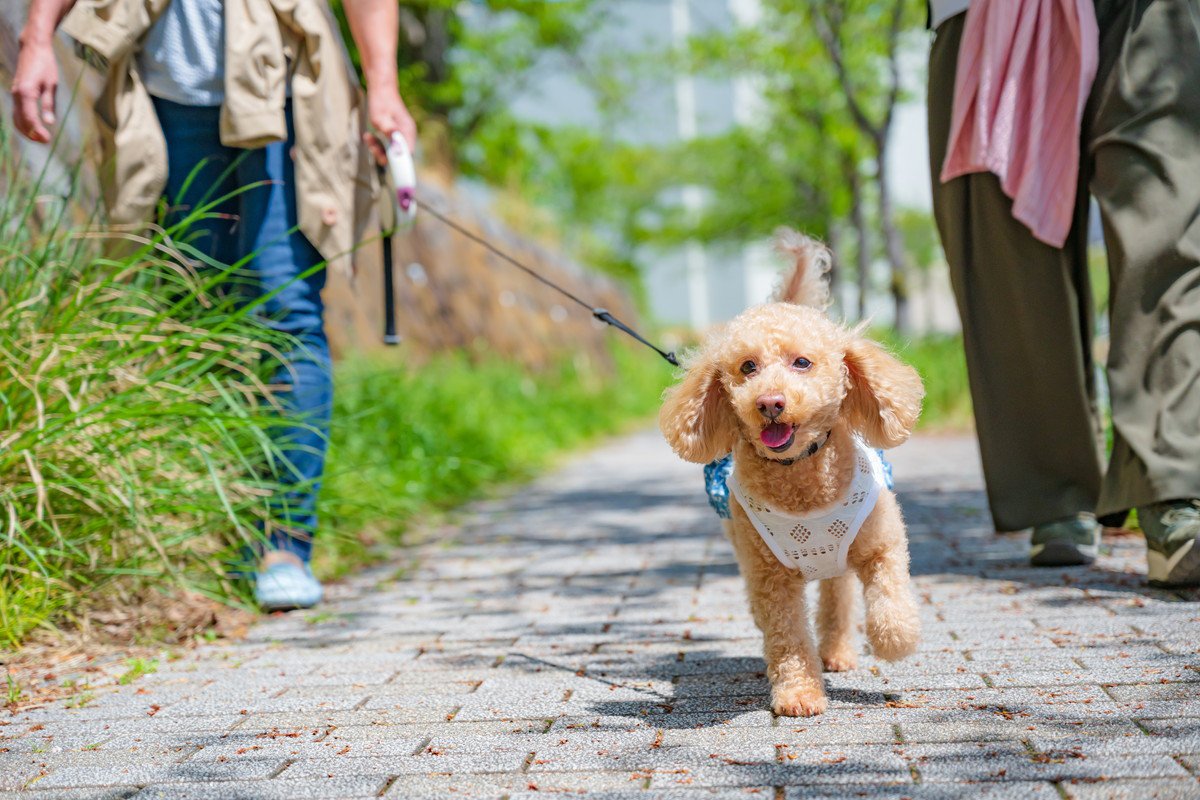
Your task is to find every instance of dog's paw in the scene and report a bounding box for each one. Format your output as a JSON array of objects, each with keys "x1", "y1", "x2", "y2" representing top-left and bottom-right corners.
[
  {"x1": 820, "y1": 649, "x2": 858, "y2": 672},
  {"x1": 866, "y1": 614, "x2": 920, "y2": 661},
  {"x1": 771, "y1": 685, "x2": 828, "y2": 717}
]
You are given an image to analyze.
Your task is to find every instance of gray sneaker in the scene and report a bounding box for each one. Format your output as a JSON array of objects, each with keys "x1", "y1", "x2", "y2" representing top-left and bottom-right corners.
[
  {"x1": 1139, "y1": 500, "x2": 1200, "y2": 588},
  {"x1": 255, "y1": 561, "x2": 323, "y2": 611},
  {"x1": 1030, "y1": 513, "x2": 1099, "y2": 567}
]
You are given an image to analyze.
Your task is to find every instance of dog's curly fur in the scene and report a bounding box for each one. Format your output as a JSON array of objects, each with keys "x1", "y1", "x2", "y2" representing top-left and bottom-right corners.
[{"x1": 659, "y1": 229, "x2": 924, "y2": 717}]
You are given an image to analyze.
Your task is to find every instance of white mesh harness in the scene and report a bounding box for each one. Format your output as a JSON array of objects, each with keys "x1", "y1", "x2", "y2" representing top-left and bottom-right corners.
[{"x1": 727, "y1": 438, "x2": 886, "y2": 580}]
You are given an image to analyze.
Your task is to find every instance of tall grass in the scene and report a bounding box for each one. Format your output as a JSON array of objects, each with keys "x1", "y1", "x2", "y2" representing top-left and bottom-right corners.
[
  {"x1": 0, "y1": 130, "x2": 675, "y2": 646},
  {"x1": 0, "y1": 137, "x2": 289, "y2": 647}
]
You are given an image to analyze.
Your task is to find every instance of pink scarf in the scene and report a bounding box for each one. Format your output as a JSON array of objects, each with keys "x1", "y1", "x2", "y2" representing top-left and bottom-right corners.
[{"x1": 940, "y1": 0, "x2": 1099, "y2": 248}]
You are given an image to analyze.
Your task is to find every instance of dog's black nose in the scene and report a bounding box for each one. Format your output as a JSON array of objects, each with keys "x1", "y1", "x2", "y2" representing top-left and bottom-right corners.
[{"x1": 756, "y1": 394, "x2": 786, "y2": 420}]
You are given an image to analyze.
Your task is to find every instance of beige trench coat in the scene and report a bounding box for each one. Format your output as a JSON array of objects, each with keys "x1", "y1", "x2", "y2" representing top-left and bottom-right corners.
[{"x1": 60, "y1": 0, "x2": 378, "y2": 276}]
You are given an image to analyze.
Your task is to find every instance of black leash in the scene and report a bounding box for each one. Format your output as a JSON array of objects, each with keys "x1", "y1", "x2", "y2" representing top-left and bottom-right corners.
[
  {"x1": 376, "y1": 187, "x2": 678, "y2": 366},
  {"x1": 418, "y1": 201, "x2": 679, "y2": 367}
]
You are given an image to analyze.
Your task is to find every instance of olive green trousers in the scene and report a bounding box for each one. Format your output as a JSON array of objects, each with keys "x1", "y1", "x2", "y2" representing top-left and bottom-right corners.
[{"x1": 928, "y1": 0, "x2": 1200, "y2": 531}]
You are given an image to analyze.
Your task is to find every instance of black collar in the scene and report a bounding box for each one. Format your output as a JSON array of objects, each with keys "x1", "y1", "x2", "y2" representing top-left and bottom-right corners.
[{"x1": 771, "y1": 429, "x2": 833, "y2": 466}]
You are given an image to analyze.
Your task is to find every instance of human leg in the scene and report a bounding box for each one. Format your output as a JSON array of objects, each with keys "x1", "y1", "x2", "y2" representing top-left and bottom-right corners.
[
  {"x1": 235, "y1": 102, "x2": 332, "y2": 576},
  {"x1": 1088, "y1": 0, "x2": 1200, "y2": 584},
  {"x1": 927, "y1": 16, "x2": 1105, "y2": 545}
]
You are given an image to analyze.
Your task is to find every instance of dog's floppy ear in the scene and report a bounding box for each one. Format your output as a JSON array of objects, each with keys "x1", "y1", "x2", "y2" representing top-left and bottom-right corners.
[
  {"x1": 841, "y1": 334, "x2": 924, "y2": 449},
  {"x1": 659, "y1": 352, "x2": 736, "y2": 463}
]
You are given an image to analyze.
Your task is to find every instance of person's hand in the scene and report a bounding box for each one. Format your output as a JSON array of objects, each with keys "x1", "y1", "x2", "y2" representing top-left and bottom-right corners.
[
  {"x1": 11, "y1": 37, "x2": 60, "y2": 143},
  {"x1": 363, "y1": 85, "x2": 417, "y2": 166}
]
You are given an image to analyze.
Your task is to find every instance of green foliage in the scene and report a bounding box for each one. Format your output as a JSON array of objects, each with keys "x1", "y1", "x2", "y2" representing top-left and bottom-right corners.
[
  {"x1": 0, "y1": 136, "x2": 291, "y2": 647},
  {"x1": 329, "y1": 0, "x2": 938, "y2": 316},
  {"x1": 330, "y1": 0, "x2": 600, "y2": 158},
  {"x1": 1088, "y1": 244, "x2": 1110, "y2": 317},
  {"x1": 117, "y1": 658, "x2": 159, "y2": 685},
  {"x1": 897, "y1": 208, "x2": 940, "y2": 272},
  {"x1": 314, "y1": 343, "x2": 674, "y2": 577},
  {"x1": 5, "y1": 673, "x2": 21, "y2": 706},
  {"x1": 877, "y1": 331, "x2": 973, "y2": 431},
  {"x1": 0, "y1": 127, "x2": 672, "y2": 645}
]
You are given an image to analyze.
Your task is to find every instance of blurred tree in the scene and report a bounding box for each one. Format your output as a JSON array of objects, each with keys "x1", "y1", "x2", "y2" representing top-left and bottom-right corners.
[
  {"x1": 806, "y1": 0, "x2": 924, "y2": 330},
  {"x1": 643, "y1": 14, "x2": 871, "y2": 316},
  {"x1": 897, "y1": 207, "x2": 939, "y2": 273},
  {"x1": 627, "y1": 0, "x2": 924, "y2": 326},
  {"x1": 330, "y1": 0, "x2": 604, "y2": 174},
  {"x1": 329, "y1": 0, "x2": 927, "y2": 321}
]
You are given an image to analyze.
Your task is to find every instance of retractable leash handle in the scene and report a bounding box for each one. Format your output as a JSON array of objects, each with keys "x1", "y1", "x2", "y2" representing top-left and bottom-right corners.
[
  {"x1": 379, "y1": 133, "x2": 417, "y2": 346},
  {"x1": 386, "y1": 133, "x2": 418, "y2": 225}
]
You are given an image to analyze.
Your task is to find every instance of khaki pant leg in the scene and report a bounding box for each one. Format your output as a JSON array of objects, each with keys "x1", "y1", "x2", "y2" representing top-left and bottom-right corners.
[
  {"x1": 1090, "y1": 0, "x2": 1200, "y2": 516},
  {"x1": 928, "y1": 15, "x2": 1105, "y2": 532}
]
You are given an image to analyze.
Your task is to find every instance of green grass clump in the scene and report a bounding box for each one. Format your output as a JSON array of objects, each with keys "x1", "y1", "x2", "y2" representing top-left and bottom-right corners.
[
  {"x1": 0, "y1": 137, "x2": 288, "y2": 647},
  {"x1": 878, "y1": 331, "x2": 973, "y2": 431},
  {"x1": 315, "y1": 344, "x2": 674, "y2": 576},
  {"x1": 0, "y1": 129, "x2": 674, "y2": 646},
  {"x1": 117, "y1": 657, "x2": 159, "y2": 685}
]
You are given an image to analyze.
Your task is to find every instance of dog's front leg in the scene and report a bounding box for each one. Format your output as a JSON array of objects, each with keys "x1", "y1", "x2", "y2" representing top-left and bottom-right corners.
[
  {"x1": 728, "y1": 517, "x2": 826, "y2": 716},
  {"x1": 850, "y1": 494, "x2": 921, "y2": 662}
]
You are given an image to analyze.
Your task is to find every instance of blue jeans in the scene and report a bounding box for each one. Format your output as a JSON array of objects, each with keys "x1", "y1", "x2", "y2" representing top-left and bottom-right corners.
[{"x1": 155, "y1": 97, "x2": 331, "y2": 563}]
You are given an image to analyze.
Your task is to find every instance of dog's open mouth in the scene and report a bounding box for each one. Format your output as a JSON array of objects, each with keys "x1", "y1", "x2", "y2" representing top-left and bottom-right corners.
[{"x1": 759, "y1": 422, "x2": 796, "y2": 452}]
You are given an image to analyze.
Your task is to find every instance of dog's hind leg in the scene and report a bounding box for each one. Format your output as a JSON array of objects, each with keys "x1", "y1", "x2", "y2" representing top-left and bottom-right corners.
[
  {"x1": 817, "y1": 573, "x2": 859, "y2": 672},
  {"x1": 730, "y1": 522, "x2": 826, "y2": 716}
]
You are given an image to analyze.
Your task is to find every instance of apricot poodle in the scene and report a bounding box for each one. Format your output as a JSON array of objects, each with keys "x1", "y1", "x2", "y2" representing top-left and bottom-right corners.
[{"x1": 659, "y1": 230, "x2": 924, "y2": 716}]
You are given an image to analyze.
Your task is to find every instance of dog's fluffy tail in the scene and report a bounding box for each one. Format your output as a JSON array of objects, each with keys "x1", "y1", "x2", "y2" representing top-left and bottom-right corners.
[{"x1": 773, "y1": 227, "x2": 832, "y2": 310}]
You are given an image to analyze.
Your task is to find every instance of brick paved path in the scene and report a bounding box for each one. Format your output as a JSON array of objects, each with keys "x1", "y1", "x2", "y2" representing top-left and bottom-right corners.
[{"x1": 4, "y1": 431, "x2": 1200, "y2": 799}]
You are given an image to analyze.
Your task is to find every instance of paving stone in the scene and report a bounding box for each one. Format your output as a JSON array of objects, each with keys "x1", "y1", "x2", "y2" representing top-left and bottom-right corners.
[
  {"x1": 1028, "y1": 730, "x2": 1200, "y2": 758},
  {"x1": 19, "y1": 715, "x2": 248, "y2": 741},
  {"x1": 1139, "y1": 717, "x2": 1200, "y2": 737},
  {"x1": 0, "y1": 747, "x2": 195, "y2": 777},
  {"x1": 321, "y1": 719, "x2": 550, "y2": 743},
  {"x1": 909, "y1": 750, "x2": 1189, "y2": 783},
  {"x1": 783, "y1": 784, "x2": 1061, "y2": 800},
  {"x1": 382, "y1": 770, "x2": 644, "y2": 798},
  {"x1": 16, "y1": 432, "x2": 1200, "y2": 796},
  {"x1": 230, "y1": 707, "x2": 457, "y2": 734},
  {"x1": 426, "y1": 730, "x2": 658, "y2": 757},
  {"x1": 513, "y1": 790, "x2": 776, "y2": 800},
  {"x1": 899, "y1": 719, "x2": 1031, "y2": 743},
  {"x1": 190, "y1": 734, "x2": 425, "y2": 761},
  {"x1": 663, "y1": 723, "x2": 897, "y2": 748},
  {"x1": 650, "y1": 744, "x2": 912, "y2": 786},
  {"x1": 129, "y1": 777, "x2": 388, "y2": 799},
  {"x1": 1061, "y1": 778, "x2": 1200, "y2": 799},
  {"x1": 1174, "y1": 753, "x2": 1200, "y2": 772},
  {"x1": 31, "y1": 758, "x2": 288, "y2": 789},
  {"x1": 0, "y1": 733, "x2": 121, "y2": 755},
  {"x1": 528, "y1": 743, "x2": 778, "y2": 773},
  {"x1": 0, "y1": 790, "x2": 138, "y2": 800},
  {"x1": 278, "y1": 749, "x2": 529, "y2": 779}
]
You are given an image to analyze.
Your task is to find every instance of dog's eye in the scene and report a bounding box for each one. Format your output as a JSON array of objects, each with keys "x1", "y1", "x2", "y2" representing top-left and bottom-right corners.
[
  {"x1": 739, "y1": 360, "x2": 757, "y2": 375},
  {"x1": 793, "y1": 357, "x2": 813, "y2": 371}
]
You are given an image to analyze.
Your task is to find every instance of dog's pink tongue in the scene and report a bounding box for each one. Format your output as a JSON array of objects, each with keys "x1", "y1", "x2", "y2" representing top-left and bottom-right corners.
[{"x1": 760, "y1": 422, "x2": 793, "y2": 448}]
